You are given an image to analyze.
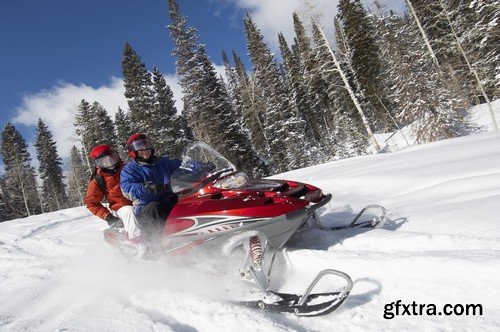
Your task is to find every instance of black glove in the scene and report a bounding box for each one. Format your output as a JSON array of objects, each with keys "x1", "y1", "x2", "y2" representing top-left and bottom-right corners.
[
  {"x1": 143, "y1": 181, "x2": 167, "y2": 194},
  {"x1": 201, "y1": 162, "x2": 216, "y2": 173},
  {"x1": 105, "y1": 214, "x2": 123, "y2": 228}
]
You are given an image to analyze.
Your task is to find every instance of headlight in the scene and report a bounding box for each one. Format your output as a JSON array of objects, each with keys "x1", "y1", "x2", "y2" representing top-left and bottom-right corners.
[{"x1": 212, "y1": 172, "x2": 249, "y2": 189}]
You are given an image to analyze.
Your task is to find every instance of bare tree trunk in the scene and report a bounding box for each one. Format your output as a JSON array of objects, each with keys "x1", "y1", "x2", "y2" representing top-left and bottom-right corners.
[
  {"x1": 406, "y1": 0, "x2": 442, "y2": 73},
  {"x1": 72, "y1": 170, "x2": 84, "y2": 205},
  {"x1": 81, "y1": 142, "x2": 93, "y2": 174},
  {"x1": 38, "y1": 189, "x2": 45, "y2": 213},
  {"x1": 440, "y1": 0, "x2": 499, "y2": 131},
  {"x1": 313, "y1": 19, "x2": 381, "y2": 152},
  {"x1": 18, "y1": 180, "x2": 31, "y2": 216}
]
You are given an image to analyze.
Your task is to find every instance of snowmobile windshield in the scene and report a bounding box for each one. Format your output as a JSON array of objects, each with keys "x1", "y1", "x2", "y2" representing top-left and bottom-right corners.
[
  {"x1": 95, "y1": 151, "x2": 120, "y2": 169},
  {"x1": 170, "y1": 141, "x2": 242, "y2": 193}
]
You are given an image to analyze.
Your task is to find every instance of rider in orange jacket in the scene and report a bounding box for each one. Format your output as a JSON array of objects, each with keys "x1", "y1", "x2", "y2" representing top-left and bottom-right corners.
[{"x1": 84, "y1": 144, "x2": 147, "y2": 257}]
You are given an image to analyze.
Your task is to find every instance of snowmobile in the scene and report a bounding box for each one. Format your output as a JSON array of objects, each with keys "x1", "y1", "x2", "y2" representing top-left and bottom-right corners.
[{"x1": 103, "y1": 142, "x2": 386, "y2": 316}]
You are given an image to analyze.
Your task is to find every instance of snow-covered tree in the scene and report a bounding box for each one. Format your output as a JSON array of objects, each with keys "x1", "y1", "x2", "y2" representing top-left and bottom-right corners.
[
  {"x1": 383, "y1": 10, "x2": 472, "y2": 143},
  {"x1": 244, "y1": 14, "x2": 311, "y2": 171},
  {"x1": 34, "y1": 119, "x2": 68, "y2": 212},
  {"x1": 74, "y1": 99, "x2": 118, "y2": 170},
  {"x1": 151, "y1": 66, "x2": 192, "y2": 158},
  {"x1": 336, "y1": 0, "x2": 395, "y2": 132},
  {"x1": 168, "y1": 0, "x2": 267, "y2": 176},
  {"x1": 230, "y1": 50, "x2": 269, "y2": 158},
  {"x1": 114, "y1": 107, "x2": 131, "y2": 160},
  {"x1": 67, "y1": 146, "x2": 88, "y2": 206},
  {"x1": 311, "y1": 20, "x2": 373, "y2": 155},
  {"x1": 0, "y1": 123, "x2": 41, "y2": 217},
  {"x1": 121, "y1": 43, "x2": 154, "y2": 133}
]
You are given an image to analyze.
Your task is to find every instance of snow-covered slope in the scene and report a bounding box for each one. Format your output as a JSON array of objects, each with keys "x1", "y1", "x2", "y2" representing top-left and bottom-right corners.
[{"x1": 1, "y1": 131, "x2": 500, "y2": 331}]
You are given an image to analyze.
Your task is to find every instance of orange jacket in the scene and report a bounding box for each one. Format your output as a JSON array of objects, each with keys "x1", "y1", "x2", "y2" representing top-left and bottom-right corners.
[{"x1": 84, "y1": 163, "x2": 132, "y2": 220}]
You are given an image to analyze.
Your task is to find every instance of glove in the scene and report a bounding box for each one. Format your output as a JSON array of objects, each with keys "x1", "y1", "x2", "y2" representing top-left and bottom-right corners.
[
  {"x1": 143, "y1": 181, "x2": 167, "y2": 194},
  {"x1": 105, "y1": 214, "x2": 123, "y2": 228},
  {"x1": 201, "y1": 162, "x2": 216, "y2": 173}
]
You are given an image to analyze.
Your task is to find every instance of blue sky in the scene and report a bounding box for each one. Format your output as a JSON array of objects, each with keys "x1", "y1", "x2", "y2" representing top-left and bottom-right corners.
[
  {"x1": 0, "y1": 0, "x2": 405, "y2": 171},
  {"x1": 0, "y1": 0, "x2": 249, "y2": 142}
]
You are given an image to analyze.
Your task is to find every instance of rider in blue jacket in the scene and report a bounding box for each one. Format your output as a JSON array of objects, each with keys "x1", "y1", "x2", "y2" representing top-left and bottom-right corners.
[{"x1": 120, "y1": 133, "x2": 182, "y2": 238}]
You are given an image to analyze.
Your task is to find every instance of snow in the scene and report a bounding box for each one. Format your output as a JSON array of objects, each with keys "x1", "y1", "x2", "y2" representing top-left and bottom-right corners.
[{"x1": 1, "y1": 106, "x2": 500, "y2": 330}]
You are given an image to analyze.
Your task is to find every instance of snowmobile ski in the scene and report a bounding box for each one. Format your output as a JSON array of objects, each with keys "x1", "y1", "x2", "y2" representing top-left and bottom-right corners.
[
  {"x1": 238, "y1": 269, "x2": 353, "y2": 316},
  {"x1": 239, "y1": 290, "x2": 349, "y2": 316},
  {"x1": 313, "y1": 204, "x2": 387, "y2": 231}
]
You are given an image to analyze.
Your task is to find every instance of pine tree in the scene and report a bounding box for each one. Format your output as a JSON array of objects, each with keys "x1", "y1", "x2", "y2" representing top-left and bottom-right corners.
[
  {"x1": 168, "y1": 1, "x2": 266, "y2": 176},
  {"x1": 446, "y1": 0, "x2": 499, "y2": 130},
  {"x1": 74, "y1": 99, "x2": 117, "y2": 169},
  {"x1": 385, "y1": 10, "x2": 471, "y2": 143},
  {"x1": 244, "y1": 14, "x2": 311, "y2": 171},
  {"x1": 74, "y1": 99, "x2": 97, "y2": 169},
  {"x1": 67, "y1": 146, "x2": 88, "y2": 206},
  {"x1": 278, "y1": 32, "x2": 325, "y2": 163},
  {"x1": 291, "y1": 13, "x2": 332, "y2": 146},
  {"x1": 462, "y1": 0, "x2": 499, "y2": 100},
  {"x1": 372, "y1": 9, "x2": 411, "y2": 147},
  {"x1": 92, "y1": 102, "x2": 118, "y2": 145},
  {"x1": 405, "y1": 0, "x2": 473, "y2": 105},
  {"x1": 114, "y1": 107, "x2": 131, "y2": 160},
  {"x1": 192, "y1": 45, "x2": 267, "y2": 176},
  {"x1": 121, "y1": 43, "x2": 154, "y2": 133},
  {"x1": 336, "y1": 0, "x2": 395, "y2": 132},
  {"x1": 0, "y1": 175, "x2": 13, "y2": 221},
  {"x1": 168, "y1": 0, "x2": 201, "y2": 137},
  {"x1": 311, "y1": 20, "x2": 372, "y2": 156},
  {"x1": 230, "y1": 50, "x2": 269, "y2": 158},
  {"x1": 0, "y1": 123, "x2": 41, "y2": 217},
  {"x1": 151, "y1": 66, "x2": 192, "y2": 158},
  {"x1": 34, "y1": 119, "x2": 68, "y2": 212}
]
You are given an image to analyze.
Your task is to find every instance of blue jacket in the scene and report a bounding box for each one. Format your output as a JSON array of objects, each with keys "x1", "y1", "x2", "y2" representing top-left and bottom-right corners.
[{"x1": 120, "y1": 157, "x2": 182, "y2": 215}]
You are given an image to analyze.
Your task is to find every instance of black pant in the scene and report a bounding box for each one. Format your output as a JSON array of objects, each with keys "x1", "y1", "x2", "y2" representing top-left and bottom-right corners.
[{"x1": 137, "y1": 197, "x2": 178, "y2": 240}]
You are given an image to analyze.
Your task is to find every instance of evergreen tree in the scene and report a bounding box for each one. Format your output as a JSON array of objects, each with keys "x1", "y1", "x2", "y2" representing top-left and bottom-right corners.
[
  {"x1": 244, "y1": 14, "x2": 310, "y2": 171},
  {"x1": 336, "y1": 0, "x2": 395, "y2": 132},
  {"x1": 151, "y1": 66, "x2": 192, "y2": 158},
  {"x1": 291, "y1": 13, "x2": 331, "y2": 136},
  {"x1": 0, "y1": 123, "x2": 41, "y2": 217},
  {"x1": 193, "y1": 45, "x2": 267, "y2": 176},
  {"x1": 405, "y1": 0, "x2": 474, "y2": 104},
  {"x1": 278, "y1": 32, "x2": 325, "y2": 163},
  {"x1": 34, "y1": 119, "x2": 68, "y2": 212},
  {"x1": 67, "y1": 146, "x2": 88, "y2": 206},
  {"x1": 168, "y1": 1, "x2": 266, "y2": 176},
  {"x1": 92, "y1": 102, "x2": 118, "y2": 145},
  {"x1": 372, "y1": 9, "x2": 411, "y2": 146},
  {"x1": 74, "y1": 99, "x2": 96, "y2": 168},
  {"x1": 168, "y1": 0, "x2": 201, "y2": 137},
  {"x1": 231, "y1": 50, "x2": 269, "y2": 158},
  {"x1": 0, "y1": 175, "x2": 13, "y2": 221},
  {"x1": 384, "y1": 10, "x2": 471, "y2": 143},
  {"x1": 311, "y1": 21, "x2": 369, "y2": 157},
  {"x1": 121, "y1": 43, "x2": 154, "y2": 133},
  {"x1": 74, "y1": 99, "x2": 117, "y2": 169},
  {"x1": 114, "y1": 107, "x2": 131, "y2": 160},
  {"x1": 451, "y1": 0, "x2": 499, "y2": 100}
]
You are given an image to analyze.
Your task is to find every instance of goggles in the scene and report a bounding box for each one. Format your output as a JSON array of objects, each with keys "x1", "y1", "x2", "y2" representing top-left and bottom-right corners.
[
  {"x1": 94, "y1": 151, "x2": 120, "y2": 169},
  {"x1": 129, "y1": 137, "x2": 153, "y2": 151}
]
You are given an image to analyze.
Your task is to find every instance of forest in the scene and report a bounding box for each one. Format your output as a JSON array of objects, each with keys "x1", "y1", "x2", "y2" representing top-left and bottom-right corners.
[{"x1": 0, "y1": 0, "x2": 498, "y2": 221}]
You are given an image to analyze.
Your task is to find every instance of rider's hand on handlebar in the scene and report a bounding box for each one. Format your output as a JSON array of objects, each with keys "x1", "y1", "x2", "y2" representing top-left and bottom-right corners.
[{"x1": 143, "y1": 181, "x2": 168, "y2": 194}]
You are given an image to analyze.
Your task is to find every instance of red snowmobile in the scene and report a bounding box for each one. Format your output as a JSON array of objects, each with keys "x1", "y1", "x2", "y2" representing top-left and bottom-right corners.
[{"x1": 104, "y1": 142, "x2": 386, "y2": 316}]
